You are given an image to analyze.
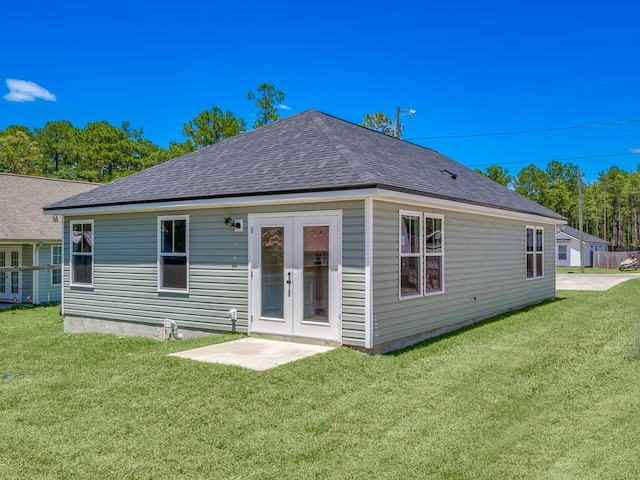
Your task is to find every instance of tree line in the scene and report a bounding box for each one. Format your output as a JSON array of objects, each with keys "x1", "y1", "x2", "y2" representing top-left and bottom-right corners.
[
  {"x1": 3, "y1": 98, "x2": 638, "y2": 247},
  {"x1": 0, "y1": 83, "x2": 284, "y2": 183},
  {"x1": 476, "y1": 162, "x2": 640, "y2": 248}
]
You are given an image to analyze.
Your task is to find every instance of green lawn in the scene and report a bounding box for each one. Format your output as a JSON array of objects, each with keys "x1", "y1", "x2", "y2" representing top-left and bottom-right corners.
[{"x1": 1, "y1": 285, "x2": 639, "y2": 479}]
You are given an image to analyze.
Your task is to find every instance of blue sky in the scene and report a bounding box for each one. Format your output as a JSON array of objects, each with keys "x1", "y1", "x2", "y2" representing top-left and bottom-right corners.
[{"x1": 2, "y1": 0, "x2": 639, "y2": 182}]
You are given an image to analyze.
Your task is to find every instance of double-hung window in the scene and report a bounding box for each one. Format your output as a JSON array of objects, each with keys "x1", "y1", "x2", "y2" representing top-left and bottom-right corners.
[
  {"x1": 71, "y1": 221, "x2": 94, "y2": 286},
  {"x1": 526, "y1": 226, "x2": 544, "y2": 279},
  {"x1": 558, "y1": 245, "x2": 567, "y2": 261},
  {"x1": 400, "y1": 211, "x2": 445, "y2": 298},
  {"x1": 400, "y1": 213, "x2": 421, "y2": 296},
  {"x1": 51, "y1": 245, "x2": 62, "y2": 286},
  {"x1": 158, "y1": 216, "x2": 189, "y2": 291}
]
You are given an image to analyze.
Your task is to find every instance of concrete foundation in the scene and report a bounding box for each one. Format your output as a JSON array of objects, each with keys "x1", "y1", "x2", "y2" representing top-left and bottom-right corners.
[{"x1": 64, "y1": 316, "x2": 218, "y2": 341}]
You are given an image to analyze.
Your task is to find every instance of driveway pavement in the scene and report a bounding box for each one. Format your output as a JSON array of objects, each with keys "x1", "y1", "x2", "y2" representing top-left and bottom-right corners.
[{"x1": 556, "y1": 273, "x2": 640, "y2": 291}]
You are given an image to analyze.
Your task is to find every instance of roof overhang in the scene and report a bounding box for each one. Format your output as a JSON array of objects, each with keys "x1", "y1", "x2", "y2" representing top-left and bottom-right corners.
[{"x1": 44, "y1": 186, "x2": 565, "y2": 225}]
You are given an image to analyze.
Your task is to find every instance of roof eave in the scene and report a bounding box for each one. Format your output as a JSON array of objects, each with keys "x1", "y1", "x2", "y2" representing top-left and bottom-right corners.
[{"x1": 44, "y1": 183, "x2": 565, "y2": 225}]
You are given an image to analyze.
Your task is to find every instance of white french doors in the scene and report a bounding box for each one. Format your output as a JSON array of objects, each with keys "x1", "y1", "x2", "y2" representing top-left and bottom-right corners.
[
  {"x1": 0, "y1": 248, "x2": 21, "y2": 302},
  {"x1": 250, "y1": 212, "x2": 341, "y2": 342}
]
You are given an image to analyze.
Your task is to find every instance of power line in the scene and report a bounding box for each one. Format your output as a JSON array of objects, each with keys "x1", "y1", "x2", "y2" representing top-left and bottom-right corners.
[
  {"x1": 467, "y1": 151, "x2": 639, "y2": 168},
  {"x1": 407, "y1": 119, "x2": 640, "y2": 140}
]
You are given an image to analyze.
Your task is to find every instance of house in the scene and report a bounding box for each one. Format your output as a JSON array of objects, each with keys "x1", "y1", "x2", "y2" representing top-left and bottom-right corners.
[
  {"x1": 0, "y1": 174, "x2": 97, "y2": 305},
  {"x1": 555, "y1": 225, "x2": 609, "y2": 267},
  {"x1": 44, "y1": 110, "x2": 565, "y2": 354}
]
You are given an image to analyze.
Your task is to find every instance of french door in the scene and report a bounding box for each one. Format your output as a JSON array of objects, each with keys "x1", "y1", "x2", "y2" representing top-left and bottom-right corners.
[
  {"x1": 250, "y1": 213, "x2": 341, "y2": 342},
  {"x1": 0, "y1": 248, "x2": 21, "y2": 302}
]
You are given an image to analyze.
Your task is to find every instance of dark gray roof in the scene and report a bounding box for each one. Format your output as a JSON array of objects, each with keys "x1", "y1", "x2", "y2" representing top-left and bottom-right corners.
[
  {"x1": 0, "y1": 174, "x2": 97, "y2": 241},
  {"x1": 45, "y1": 109, "x2": 564, "y2": 220},
  {"x1": 557, "y1": 225, "x2": 609, "y2": 244}
]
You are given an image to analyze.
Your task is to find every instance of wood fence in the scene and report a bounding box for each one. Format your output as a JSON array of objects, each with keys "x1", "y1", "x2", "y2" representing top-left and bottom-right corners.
[
  {"x1": 0, "y1": 264, "x2": 61, "y2": 273},
  {"x1": 592, "y1": 251, "x2": 640, "y2": 269}
]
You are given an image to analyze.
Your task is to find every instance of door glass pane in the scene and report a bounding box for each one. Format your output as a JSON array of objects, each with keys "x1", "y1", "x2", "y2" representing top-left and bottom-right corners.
[
  {"x1": 303, "y1": 226, "x2": 329, "y2": 323},
  {"x1": 261, "y1": 227, "x2": 284, "y2": 319}
]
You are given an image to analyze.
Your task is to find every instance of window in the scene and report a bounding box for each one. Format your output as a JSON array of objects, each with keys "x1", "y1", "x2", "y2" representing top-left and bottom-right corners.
[
  {"x1": 526, "y1": 226, "x2": 544, "y2": 279},
  {"x1": 399, "y1": 211, "x2": 445, "y2": 298},
  {"x1": 71, "y1": 221, "x2": 93, "y2": 286},
  {"x1": 158, "y1": 216, "x2": 189, "y2": 291},
  {"x1": 400, "y1": 213, "x2": 421, "y2": 296},
  {"x1": 52, "y1": 245, "x2": 62, "y2": 285},
  {"x1": 424, "y1": 215, "x2": 443, "y2": 293},
  {"x1": 558, "y1": 245, "x2": 567, "y2": 261}
]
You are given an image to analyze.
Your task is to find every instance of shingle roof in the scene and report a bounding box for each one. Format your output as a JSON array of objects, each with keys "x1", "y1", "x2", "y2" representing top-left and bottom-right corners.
[
  {"x1": 45, "y1": 110, "x2": 564, "y2": 220},
  {"x1": 557, "y1": 225, "x2": 609, "y2": 245},
  {"x1": 0, "y1": 174, "x2": 97, "y2": 241}
]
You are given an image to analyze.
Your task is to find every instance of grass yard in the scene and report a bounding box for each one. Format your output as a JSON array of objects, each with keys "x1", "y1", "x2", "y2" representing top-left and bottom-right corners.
[{"x1": 1, "y1": 284, "x2": 639, "y2": 480}]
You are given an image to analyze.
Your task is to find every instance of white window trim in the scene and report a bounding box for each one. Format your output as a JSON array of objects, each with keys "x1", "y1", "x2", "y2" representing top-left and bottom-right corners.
[
  {"x1": 157, "y1": 215, "x2": 190, "y2": 293},
  {"x1": 51, "y1": 245, "x2": 62, "y2": 286},
  {"x1": 70, "y1": 220, "x2": 94, "y2": 287},
  {"x1": 399, "y1": 210, "x2": 422, "y2": 299},
  {"x1": 526, "y1": 225, "x2": 545, "y2": 280},
  {"x1": 424, "y1": 213, "x2": 445, "y2": 296},
  {"x1": 399, "y1": 211, "x2": 446, "y2": 299},
  {"x1": 558, "y1": 245, "x2": 567, "y2": 261}
]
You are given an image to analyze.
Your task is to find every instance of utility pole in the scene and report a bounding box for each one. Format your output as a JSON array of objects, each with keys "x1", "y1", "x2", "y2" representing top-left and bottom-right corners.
[
  {"x1": 394, "y1": 107, "x2": 416, "y2": 139},
  {"x1": 578, "y1": 168, "x2": 584, "y2": 273}
]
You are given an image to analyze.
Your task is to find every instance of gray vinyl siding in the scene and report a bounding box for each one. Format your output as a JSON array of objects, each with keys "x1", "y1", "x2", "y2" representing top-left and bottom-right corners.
[
  {"x1": 372, "y1": 200, "x2": 556, "y2": 347},
  {"x1": 340, "y1": 203, "x2": 366, "y2": 346},
  {"x1": 63, "y1": 201, "x2": 366, "y2": 345}
]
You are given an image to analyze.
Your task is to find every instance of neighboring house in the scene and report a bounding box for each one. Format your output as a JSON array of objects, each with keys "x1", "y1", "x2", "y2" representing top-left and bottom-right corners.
[
  {"x1": 0, "y1": 174, "x2": 97, "y2": 304},
  {"x1": 555, "y1": 225, "x2": 609, "y2": 267},
  {"x1": 45, "y1": 110, "x2": 565, "y2": 354}
]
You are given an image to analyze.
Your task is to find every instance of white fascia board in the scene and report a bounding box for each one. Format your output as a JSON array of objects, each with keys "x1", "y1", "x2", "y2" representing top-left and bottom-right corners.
[
  {"x1": 375, "y1": 190, "x2": 566, "y2": 225},
  {"x1": 44, "y1": 188, "x2": 381, "y2": 216},
  {"x1": 45, "y1": 186, "x2": 565, "y2": 225}
]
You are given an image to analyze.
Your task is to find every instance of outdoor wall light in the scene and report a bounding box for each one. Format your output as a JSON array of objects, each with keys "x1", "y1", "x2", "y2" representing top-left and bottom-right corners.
[{"x1": 224, "y1": 217, "x2": 243, "y2": 232}]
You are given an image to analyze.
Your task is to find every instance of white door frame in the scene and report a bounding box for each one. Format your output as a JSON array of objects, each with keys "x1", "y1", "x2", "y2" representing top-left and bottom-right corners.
[{"x1": 248, "y1": 211, "x2": 342, "y2": 342}]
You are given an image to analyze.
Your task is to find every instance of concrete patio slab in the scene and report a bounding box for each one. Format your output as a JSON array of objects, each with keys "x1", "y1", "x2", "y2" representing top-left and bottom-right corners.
[
  {"x1": 556, "y1": 273, "x2": 640, "y2": 291},
  {"x1": 168, "y1": 337, "x2": 335, "y2": 371}
]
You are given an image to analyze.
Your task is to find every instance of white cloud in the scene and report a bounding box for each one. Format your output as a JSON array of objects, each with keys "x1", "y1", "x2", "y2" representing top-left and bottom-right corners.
[
  {"x1": 631, "y1": 148, "x2": 640, "y2": 154},
  {"x1": 278, "y1": 104, "x2": 291, "y2": 110},
  {"x1": 4, "y1": 78, "x2": 56, "y2": 102}
]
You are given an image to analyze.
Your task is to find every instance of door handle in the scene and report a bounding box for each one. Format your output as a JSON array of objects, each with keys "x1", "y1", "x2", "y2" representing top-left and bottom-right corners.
[{"x1": 286, "y1": 272, "x2": 292, "y2": 285}]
